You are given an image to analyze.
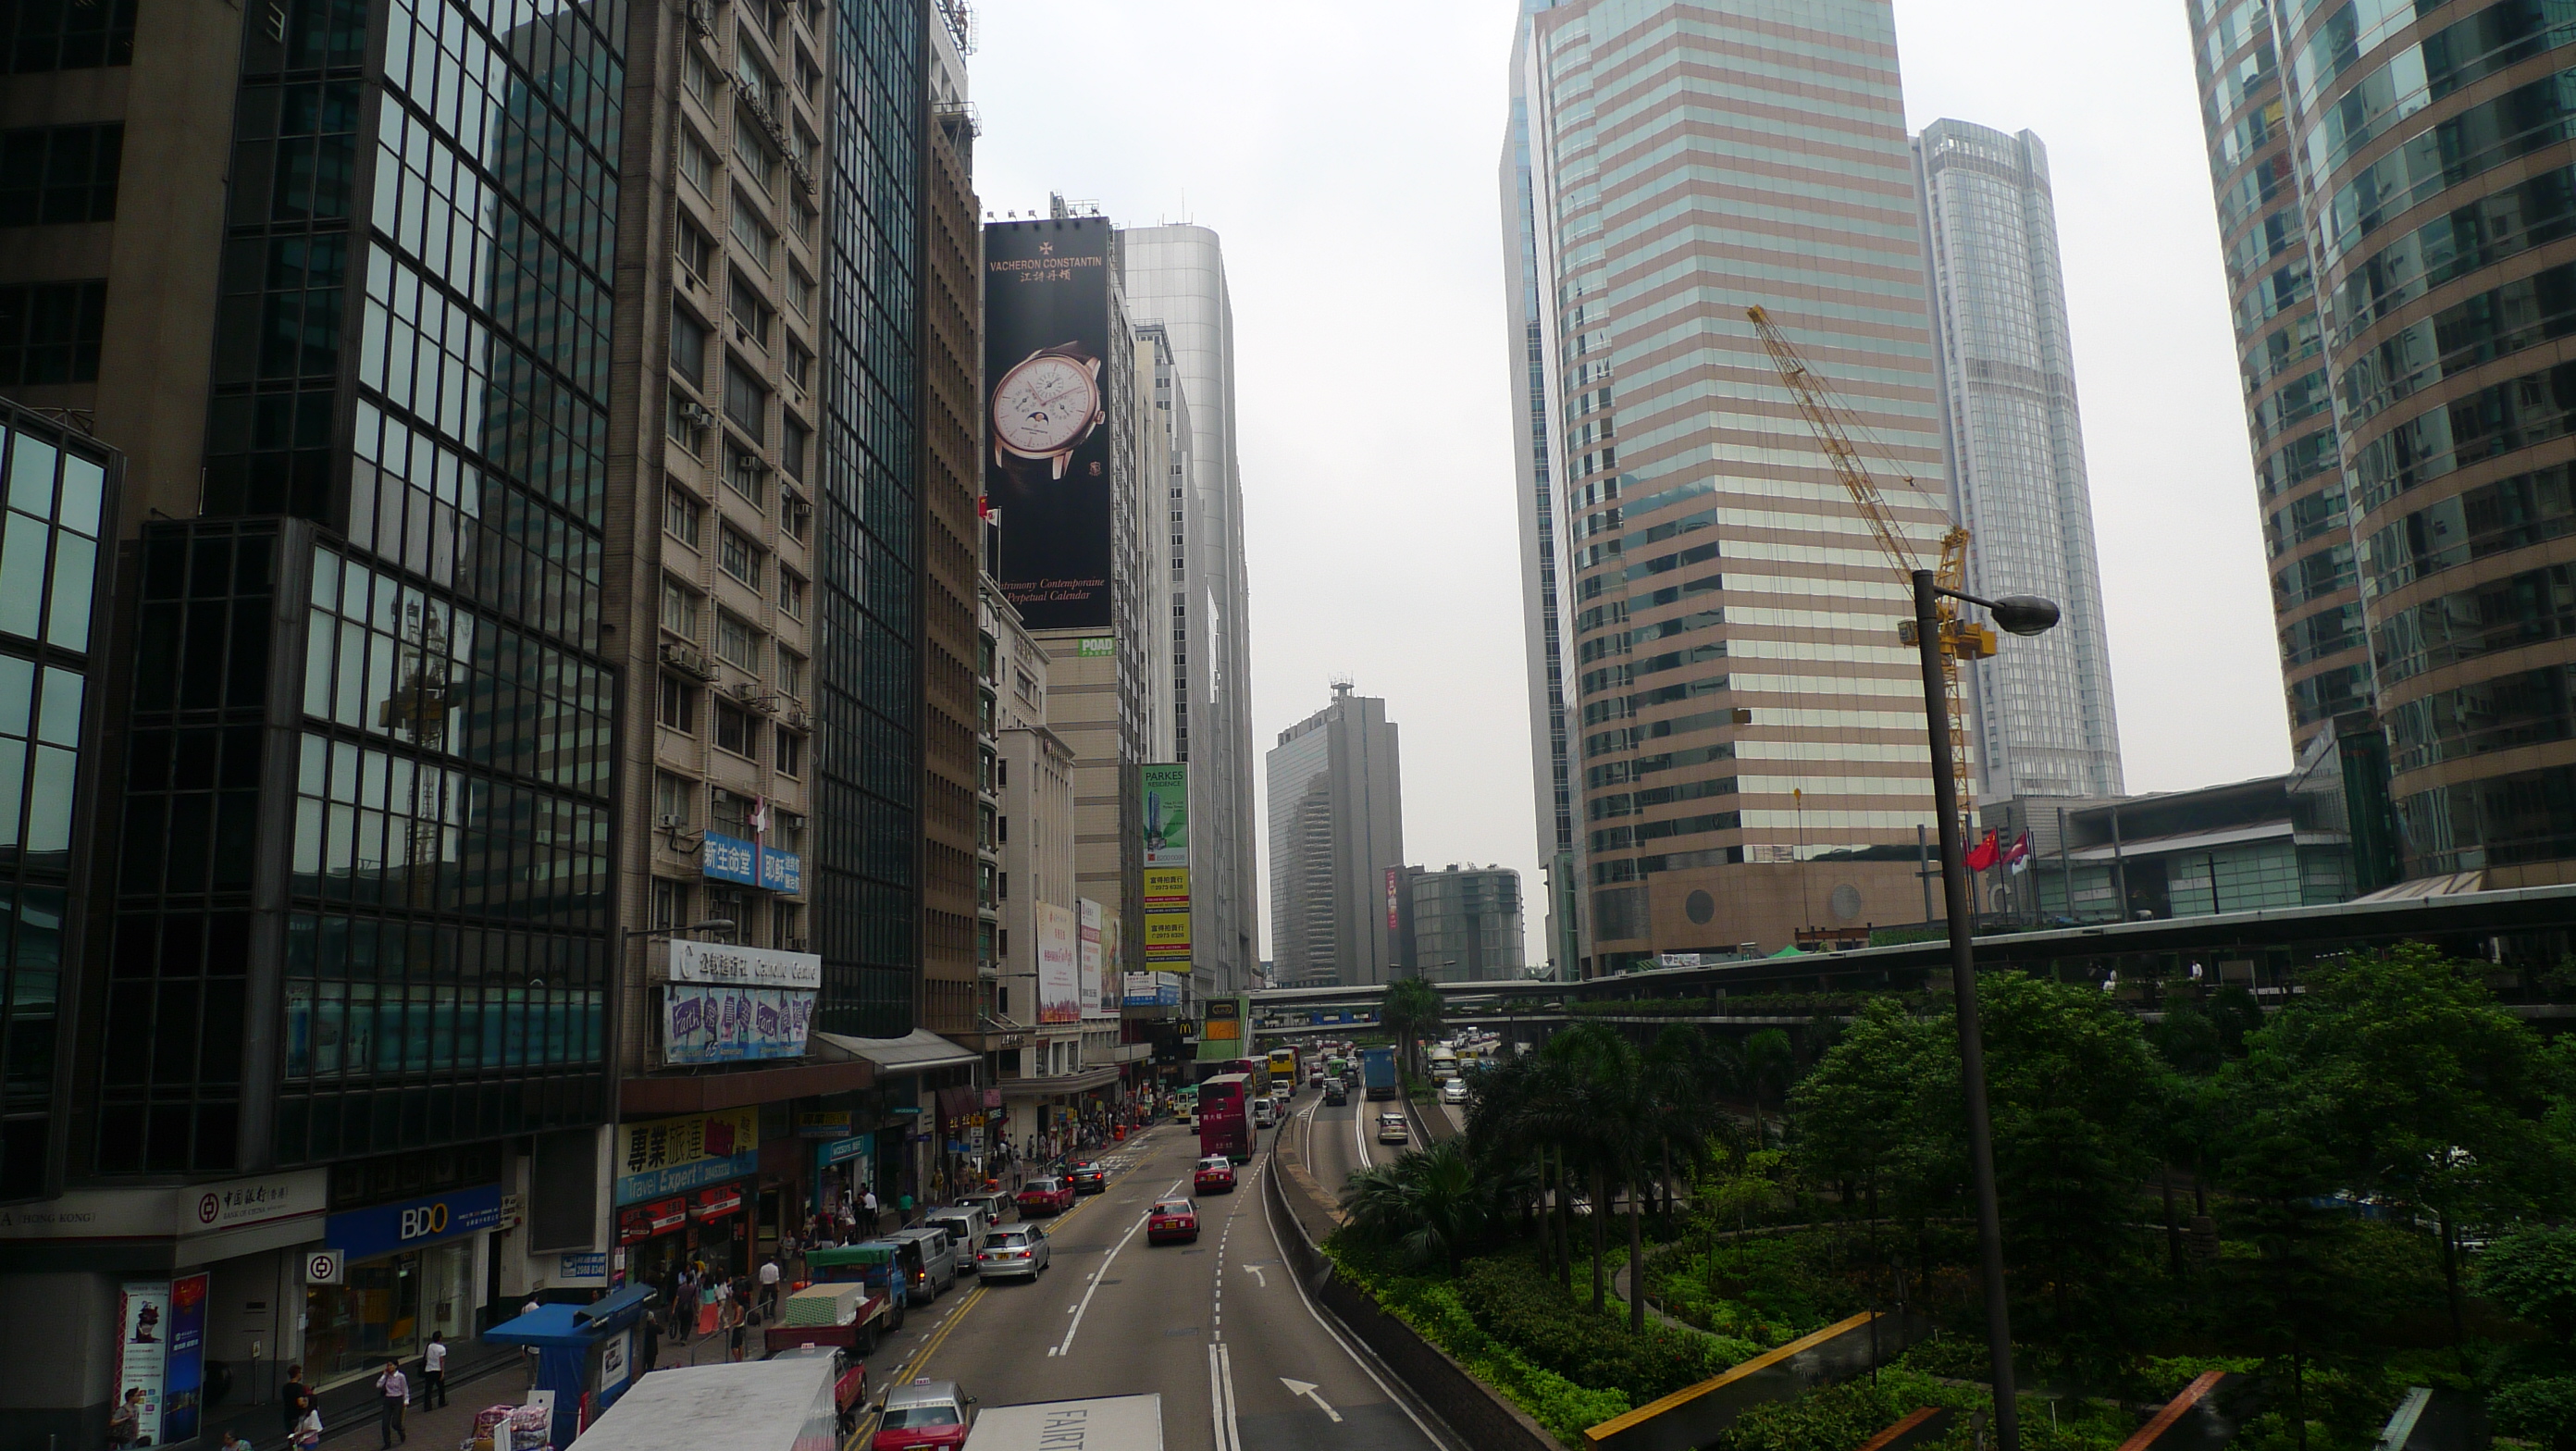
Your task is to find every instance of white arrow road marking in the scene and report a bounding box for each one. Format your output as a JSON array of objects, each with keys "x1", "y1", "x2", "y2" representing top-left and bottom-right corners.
[
  {"x1": 1241, "y1": 1263, "x2": 1267, "y2": 1288},
  {"x1": 1279, "y1": 1378, "x2": 1344, "y2": 1423}
]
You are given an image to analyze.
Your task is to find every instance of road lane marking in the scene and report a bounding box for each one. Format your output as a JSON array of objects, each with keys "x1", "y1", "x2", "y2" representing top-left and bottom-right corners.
[
  {"x1": 1046, "y1": 1193, "x2": 1158, "y2": 1358},
  {"x1": 1208, "y1": 1342, "x2": 1243, "y2": 1451},
  {"x1": 1280, "y1": 1377, "x2": 1344, "y2": 1423},
  {"x1": 1241, "y1": 1263, "x2": 1267, "y2": 1287},
  {"x1": 1260, "y1": 1145, "x2": 1456, "y2": 1451}
]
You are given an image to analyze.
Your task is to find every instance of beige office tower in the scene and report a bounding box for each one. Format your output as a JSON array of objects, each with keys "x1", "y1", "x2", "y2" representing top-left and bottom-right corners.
[{"x1": 1507, "y1": 0, "x2": 1956, "y2": 973}]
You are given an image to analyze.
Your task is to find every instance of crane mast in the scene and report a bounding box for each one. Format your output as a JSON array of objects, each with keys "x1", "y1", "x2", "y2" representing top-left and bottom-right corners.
[{"x1": 1745, "y1": 304, "x2": 1988, "y2": 828}]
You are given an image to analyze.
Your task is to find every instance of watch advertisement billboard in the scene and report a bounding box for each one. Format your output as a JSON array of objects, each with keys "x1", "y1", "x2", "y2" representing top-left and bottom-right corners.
[
  {"x1": 1078, "y1": 899, "x2": 1106, "y2": 1019},
  {"x1": 983, "y1": 218, "x2": 1117, "y2": 631},
  {"x1": 1036, "y1": 902, "x2": 1080, "y2": 1024},
  {"x1": 662, "y1": 984, "x2": 815, "y2": 1065},
  {"x1": 1140, "y1": 763, "x2": 1188, "y2": 865}
]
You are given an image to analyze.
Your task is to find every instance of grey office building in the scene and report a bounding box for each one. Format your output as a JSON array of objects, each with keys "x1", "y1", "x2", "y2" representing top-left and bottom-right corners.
[
  {"x1": 1914, "y1": 119, "x2": 2124, "y2": 802},
  {"x1": 1408, "y1": 865, "x2": 1527, "y2": 983},
  {"x1": 1265, "y1": 682, "x2": 1403, "y2": 988}
]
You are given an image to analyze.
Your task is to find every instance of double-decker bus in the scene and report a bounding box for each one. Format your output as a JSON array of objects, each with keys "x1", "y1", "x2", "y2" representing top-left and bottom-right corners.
[
  {"x1": 1197, "y1": 1073, "x2": 1253, "y2": 1163},
  {"x1": 1266, "y1": 1047, "x2": 1298, "y2": 1084},
  {"x1": 1204, "y1": 1057, "x2": 1270, "y2": 1098}
]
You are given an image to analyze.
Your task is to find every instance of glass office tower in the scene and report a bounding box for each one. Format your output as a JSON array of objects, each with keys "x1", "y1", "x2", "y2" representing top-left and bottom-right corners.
[
  {"x1": 1507, "y1": 0, "x2": 1955, "y2": 971},
  {"x1": 2194, "y1": 0, "x2": 2576, "y2": 884},
  {"x1": 1914, "y1": 119, "x2": 2124, "y2": 802}
]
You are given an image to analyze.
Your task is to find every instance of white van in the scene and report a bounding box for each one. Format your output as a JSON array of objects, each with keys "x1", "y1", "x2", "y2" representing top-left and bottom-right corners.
[
  {"x1": 886, "y1": 1225, "x2": 960, "y2": 1301},
  {"x1": 922, "y1": 1205, "x2": 992, "y2": 1271}
]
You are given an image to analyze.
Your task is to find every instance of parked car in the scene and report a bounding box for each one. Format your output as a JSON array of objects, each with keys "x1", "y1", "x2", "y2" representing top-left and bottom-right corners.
[
  {"x1": 886, "y1": 1226, "x2": 959, "y2": 1303},
  {"x1": 1067, "y1": 1162, "x2": 1108, "y2": 1196},
  {"x1": 1323, "y1": 1081, "x2": 1348, "y2": 1107},
  {"x1": 1376, "y1": 1111, "x2": 1410, "y2": 1145},
  {"x1": 921, "y1": 1207, "x2": 990, "y2": 1272},
  {"x1": 1017, "y1": 1177, "x2": 1075, "y2": 1216},
  {"x1": 1194, "y1": 1156, "x2": 1237, "y2": 1195},
  {"x1": 1440, "y1": 1078, "x2": 1469, "y2": 1105},
  {"x1": 974, "y1": 1225, "x2": 1050, "y2": 1281},
  {"x1": 872, "y1": 1378, "x2": 975, "y2": 1451},
  {"x1": 1146, "y1": 1198, "x2": 1199, "y2": 1245}
]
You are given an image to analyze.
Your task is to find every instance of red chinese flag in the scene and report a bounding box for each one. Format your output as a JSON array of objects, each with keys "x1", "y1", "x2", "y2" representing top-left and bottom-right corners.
[{"x1": 1963, "y1": 829, "x2": 2000, "y2": 873}]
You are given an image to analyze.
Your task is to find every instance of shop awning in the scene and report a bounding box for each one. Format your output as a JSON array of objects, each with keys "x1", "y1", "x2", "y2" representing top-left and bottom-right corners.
[
  {"x1": 576, "y1": 1284, "x2": 657, "y2": 1330},
  {"x1": 480, "y1": 1304, "x2": 591, "y2": 1347},
  {"x1": 811, "y1": 1028, "x2": 980, "y2": 1074}
]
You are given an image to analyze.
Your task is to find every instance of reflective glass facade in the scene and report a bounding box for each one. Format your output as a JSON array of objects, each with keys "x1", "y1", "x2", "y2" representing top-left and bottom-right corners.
[
  {"x1": 1913, "y1": 120, "x2": 2124, "y2": 800},
  {"x1": 1510, "y1": 0, "x2": 1954, "y2": 968},
  {"x1": 2203, "y1": 0, "x2": 2576, "y2": 882},
  {"x1": 0, "y1": 403, "x2": 115, "y2": 1199},
  {"x1": 2189, "y1": 0, "x2": 2372, "y2": 744},
  {"x1": 814, "y1": 0, "x2": 921, "y2": 1035}
]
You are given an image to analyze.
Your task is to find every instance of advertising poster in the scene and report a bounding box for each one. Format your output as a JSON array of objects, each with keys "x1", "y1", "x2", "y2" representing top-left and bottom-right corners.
[
  {"x1": 614, "y1": 1108, "x2": 762, "y2": 1205},
  {"x1": 983, "y1": 218, "x2": 1117, "y2": 630},
  {"x1": 1078, "y1": 899, "x2": 1105, "y2": 1019},
  {"x1": 1140, "y1": 763, "x2": 1188, "y2": 865},
  {"x1": 1036, "y1": 903, "x2": 1080, "y2": 1023},
  {"x1": 1145, "y1": 864, "x2": 1190, "y2": 969},
  {"x1": 662, "y1": 985, "x2": 815, "y2": 1065},
  {"x1": 1123, "y1": 972, "x2": 1177, "y2": 1008},
  {"x1": 116, "y1": 1281, "x2": 171, "y2": 1444},
  {"x1": 161, "y1": 1273, "x2": 207, "y2": 1442}
]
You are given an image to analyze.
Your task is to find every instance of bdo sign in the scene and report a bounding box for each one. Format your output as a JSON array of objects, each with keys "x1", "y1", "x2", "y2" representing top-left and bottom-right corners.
[{"x1": 325, "y1": 1184, "x2": 502, "y2": 1262}]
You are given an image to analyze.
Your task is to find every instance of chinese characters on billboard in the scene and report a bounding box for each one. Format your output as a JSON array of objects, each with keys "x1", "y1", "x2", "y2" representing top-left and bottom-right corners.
[
  {"x1": 1036, "y1": 902, "x2": 1081, "y2": 1023},
  {"x1": 983, "y1": 219, "x2": 1118, "y2": 631}
]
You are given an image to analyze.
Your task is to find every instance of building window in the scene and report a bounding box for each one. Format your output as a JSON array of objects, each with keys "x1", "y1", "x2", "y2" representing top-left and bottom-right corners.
[
  {"x1": 781, "y1": 489, "x2": 810, "y2": 541},
  {"x1": 786, "y1": 264, "x2": 815, "y2": 316},
  {"x1": 732, "y1": 118, "x2": 776, "y2": 191},
  {"x1": 670, "y1": 303, "x2": 709, "y2": 385},
  {"x1": 724, "y1": 440, "x2": 765, "y2": 505},
  {"x1": 676, "y1": 217, "x2": 716, "y2": 287},
  {"x1": 785, "y1": 341, "x2": 813, "y2": 391},
  {"x1": 704, "y1": 886, "x2": 750, "y2": 940},
  {"x1": 654, "y1": 770, "x2": 694, "y2": 825},
  {"x1": 0, "y1": 124, "x2": 122, "y2": 225},
  {"x1": 771, "y1": 808, "x2": 806, "y2": 854},
  {"x1": 714, "y1": 608, "x2": 760, "y2": 671},
  {"x1": 652, "y1": 877, "x2": 690, "y2": 929},
  {"x1": 679, "y1": 127, "x2": 717, "y2": 197},
  {"x1": 0, "y1": 0, "x2": 135, "y2": 71},
  {"x1": 683, "y1": 44, "x2": 718, "y2": 106},
  {"x1": 775, "y1": 726, "x2": 804, "y2": 776},
  {"x1": 663, "y1": 480, "x2": 704, "y2": 548},
  {"x1": 778, "y1": 567, "x2": 805, "y2": 618},
  {"x1": 724, "y1": 361, "x2": 766, "y2": 441},
  {"x1": 717, "y1": 527, "x2": 762, "y2": 588},
  {"x1": 660, "y1": 577, "x2": 701, "y2": 639},
  {"x1": 777, "y1": 650, "x2": 805, "y2": 700},
  {"x1": 713, "y1": 700, "x2": 755, "y2": 758},
  {"x1": 773, "y1": 901, "x2": 803, "y2": 949},
  {"x1": 781, "y1": 417, "x2": 809, "y2": 480},
  {"x1": 729, "y1": 198, "x2": 774, "y2": 270},
  {"x1": 658, "y1": 674, "x2": 697, "y2": 732},
  {"x1": 728, "y1": 269, "x2": 774, "y2": 348},
  {"x1": 668, "y1": 384, "x2": 708, "y2": 456},
  {"x1": 0, "y1": 280, "x2": 106, "y2": 384}
]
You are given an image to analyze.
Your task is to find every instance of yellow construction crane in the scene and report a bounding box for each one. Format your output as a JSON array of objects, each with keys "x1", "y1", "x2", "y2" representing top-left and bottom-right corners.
[{"x1": 1745, "y1": 304, "x2": 1991, "y2": 825}]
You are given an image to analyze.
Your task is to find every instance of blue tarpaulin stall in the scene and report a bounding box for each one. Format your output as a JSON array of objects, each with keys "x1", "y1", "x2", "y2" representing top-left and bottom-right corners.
[{"x1": 480, "y1": 1287, "x2": 657, "y2": 1449}]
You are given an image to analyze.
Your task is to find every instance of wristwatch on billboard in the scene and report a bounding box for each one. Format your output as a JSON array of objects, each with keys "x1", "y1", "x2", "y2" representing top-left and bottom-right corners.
[{"x1": 991, "y1": 341, "x2": 1105, "y2": 480}]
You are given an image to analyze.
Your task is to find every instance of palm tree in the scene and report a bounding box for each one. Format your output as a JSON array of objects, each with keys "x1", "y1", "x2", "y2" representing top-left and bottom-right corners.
[
  {"x1": 1740, "y1": 1027, "x2": 1795, "y2": 1147},
  {"x1": 1643, "y1": 1024, "x2": 1733, "y2": 1219},
  {"x1": 1535, "y1": 1023, "x2": 1640, "y2": 1315},
  {"x1": 1340, "y1": 1138, "x2": 1492, "y2": 1273},
  {"x1": 1380, "y1": 977, "x2": 1446, "y2": 1084}
]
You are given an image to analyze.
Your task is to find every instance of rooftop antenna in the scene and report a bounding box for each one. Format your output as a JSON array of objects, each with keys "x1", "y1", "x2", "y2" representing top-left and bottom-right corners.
[{"x1": 1330, "y1": 675, "x2": 1355, "y2": 699}]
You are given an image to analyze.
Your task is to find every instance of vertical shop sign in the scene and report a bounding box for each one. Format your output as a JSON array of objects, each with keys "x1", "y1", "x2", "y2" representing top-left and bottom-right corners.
[
  {"x1": 116, "y1": 1282, "x2": 172, "y2": 1444},
  {"x1": 162, "y1": 1273, "x2": 208, "y2": 1441}
]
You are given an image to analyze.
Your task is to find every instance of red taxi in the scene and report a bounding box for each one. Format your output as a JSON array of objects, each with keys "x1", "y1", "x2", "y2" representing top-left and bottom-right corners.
[
  {"x1": 1193, "y1": 1155, "x2": 1236, "y2": 1195},
  {"x1": 1146, "y1": 1198, "x2": 1199, "y2": 1245},
  {"x1": 1016, "y1": 1176, "x2": 1075, "y2": 1216},
  {"x1": 870, "y1": 1378, "x2": 974, "y2": 1451}
]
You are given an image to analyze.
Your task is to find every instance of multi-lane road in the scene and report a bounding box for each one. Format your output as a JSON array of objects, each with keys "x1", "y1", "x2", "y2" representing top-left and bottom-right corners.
[{"x1": 848, "y1": 1088, "x2": 1451, "y2": 1451}]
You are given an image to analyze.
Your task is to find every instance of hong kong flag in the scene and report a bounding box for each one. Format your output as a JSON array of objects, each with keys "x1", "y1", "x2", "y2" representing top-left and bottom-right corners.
[{"x1": 1963, "y1": 828, "x2": 2001, "y2": 873}]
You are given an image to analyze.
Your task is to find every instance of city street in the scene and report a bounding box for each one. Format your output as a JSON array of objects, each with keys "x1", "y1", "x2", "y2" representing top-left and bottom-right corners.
[{"x1": 865, "y1": 1093, "x2": 1449, "y2": 1451}]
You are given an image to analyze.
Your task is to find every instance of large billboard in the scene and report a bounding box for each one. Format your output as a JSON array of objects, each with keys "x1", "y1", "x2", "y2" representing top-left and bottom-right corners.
[
  {"x1": 1141, "y1": 763, "x2": 1188, "y2": 866},
  {"x1": 984, "y1": 218, "x2": 1116, "y2": 631},
  {"x1": 1078, "y1": 899, "x2": 1107, "y2": 1019},
  {"x1": 1145, "y1": 864, "x2": 1191, "y2": 970},
  {"x1": 1036, "y1": 902, "x2": 1081, "y2": 1023}
]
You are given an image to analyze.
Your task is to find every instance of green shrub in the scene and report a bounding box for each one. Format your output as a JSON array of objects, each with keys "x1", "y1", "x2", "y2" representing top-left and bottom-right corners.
[
  {"x1": 2488, "y1": 1374, "x2": 2576, "y2": 1451},
  {"x1": 1900, "y1": 1335, "x2": 2016, "y2": 1382},
  {"x1": 2136, "y1": 1356, "x2": 2260, "y2": 1401},
  {"x1": 1456, "y1": 1256, "x2": 1757, "y2": 1403},
  {"x1": 1711, "y1": 1369, "x2": 1977, "y2": 1451}
]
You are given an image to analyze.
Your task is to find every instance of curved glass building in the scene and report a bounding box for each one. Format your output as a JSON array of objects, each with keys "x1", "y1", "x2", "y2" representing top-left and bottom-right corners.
[{"x1": 2193, "y1": 0, "x2": 2576, "y2": 883}]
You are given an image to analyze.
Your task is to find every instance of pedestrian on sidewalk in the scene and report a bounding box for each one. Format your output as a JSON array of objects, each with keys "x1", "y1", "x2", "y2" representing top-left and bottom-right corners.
[
  {"x1": 757, "y1": 1255, "x2": 780, "y2": 1318},
  {"x1": 640, "y1": 1309, "x2": 661, "y2": 1375},
  {"x1": 421, "y1": 1333, "x2": 449, "y2": 1408},
  {"x1": 107, "y1": 1388, "x2": 142, "y2": 1449},
  {"x1": 221, "y1": 1431, "x2": 256, "y2": 1451},
  {"x1": 375, "y1": 1359, "x2": 411, "y2": 1446},
  {"x1": 861, "y1": 1186, "x2": 878, "y2": 1236},
  {"x1": 279, "y1": 1366, "x2": 315, "y2": 1444}
]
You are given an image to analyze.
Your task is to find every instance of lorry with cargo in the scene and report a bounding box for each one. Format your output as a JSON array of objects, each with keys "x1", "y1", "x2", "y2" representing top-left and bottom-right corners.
[
  {"x1": 762, "y1": 1280, "x2": 895, "y2": 1357},
  {"x1": 1361, "y1": 1046, "x2": 1397, "y2": 1101},
  {"x1": 567, "y1": 1356, "x2": 838, "y2": 1451},
  {"x1": 961, "y1": 1394, "x2": 1162, "y2": 1451}
]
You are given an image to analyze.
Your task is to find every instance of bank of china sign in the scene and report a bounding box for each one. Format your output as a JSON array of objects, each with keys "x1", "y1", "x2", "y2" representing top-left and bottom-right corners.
[{"x1": 661, "y1": 940, "x2": 820, "y2": 1066}]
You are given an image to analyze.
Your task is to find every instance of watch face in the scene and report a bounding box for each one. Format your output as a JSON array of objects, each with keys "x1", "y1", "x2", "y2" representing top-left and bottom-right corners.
[{"x1": 993, "y1": 353, "x2": 1098, "y2": 458}]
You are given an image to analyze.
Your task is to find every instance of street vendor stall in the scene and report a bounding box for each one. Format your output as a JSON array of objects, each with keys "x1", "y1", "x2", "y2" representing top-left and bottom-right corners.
[{"x1": 478, "y1": 1286, "x2": 657, "y2": 1449}]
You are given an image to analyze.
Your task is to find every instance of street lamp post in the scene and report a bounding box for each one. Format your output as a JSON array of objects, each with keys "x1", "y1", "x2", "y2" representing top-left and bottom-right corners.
[{"x1": 1912, "y1": 569, "x2": 2058, "y2": 1451}]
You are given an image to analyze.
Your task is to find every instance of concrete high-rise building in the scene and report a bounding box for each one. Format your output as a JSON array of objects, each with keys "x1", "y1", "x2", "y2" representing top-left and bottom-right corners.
[
  {"x1": 1913, "y1": 119, "x2": 2124, "y2": 802},
  {"x1": 1265, "y1": 682, "x2": 1404, "y2": 988},
  {"x1": 2189, "y1": 0, "x2": 2576, "y2": 885},
  {"x1": 1506, "y1": 0, "x2": 1956, "y2": 974},
  {"x1": 1501, "y1": 3, "x2": 1581, "y2": 979},
  {"x1": 1406, "y1": 865, "x2": 1528, "y2": 983},
  {"x1": 1121, "y1": 226, "x2": 1261, "y2": 998}
]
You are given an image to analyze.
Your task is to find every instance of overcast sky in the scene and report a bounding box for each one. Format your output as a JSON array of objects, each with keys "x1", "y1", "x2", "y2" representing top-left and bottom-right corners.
[{"x1": 966, "y1": 0, "x2": 2291, "y2": 966}]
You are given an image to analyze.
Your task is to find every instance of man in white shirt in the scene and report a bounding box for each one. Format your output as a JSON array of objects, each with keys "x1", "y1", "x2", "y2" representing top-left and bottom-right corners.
[
  {"x1": 422, "y1": 1333, "x2": 449, "y2": 1408},
  {"x1": 757, "y1": 1256, "x2": 781, "y2": 1318}
]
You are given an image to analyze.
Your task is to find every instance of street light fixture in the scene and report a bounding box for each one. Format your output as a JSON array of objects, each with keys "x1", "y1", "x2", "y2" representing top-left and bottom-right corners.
[{"x1": 1913, "y1": 569, "x2": 2055, "y2": 1451}]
